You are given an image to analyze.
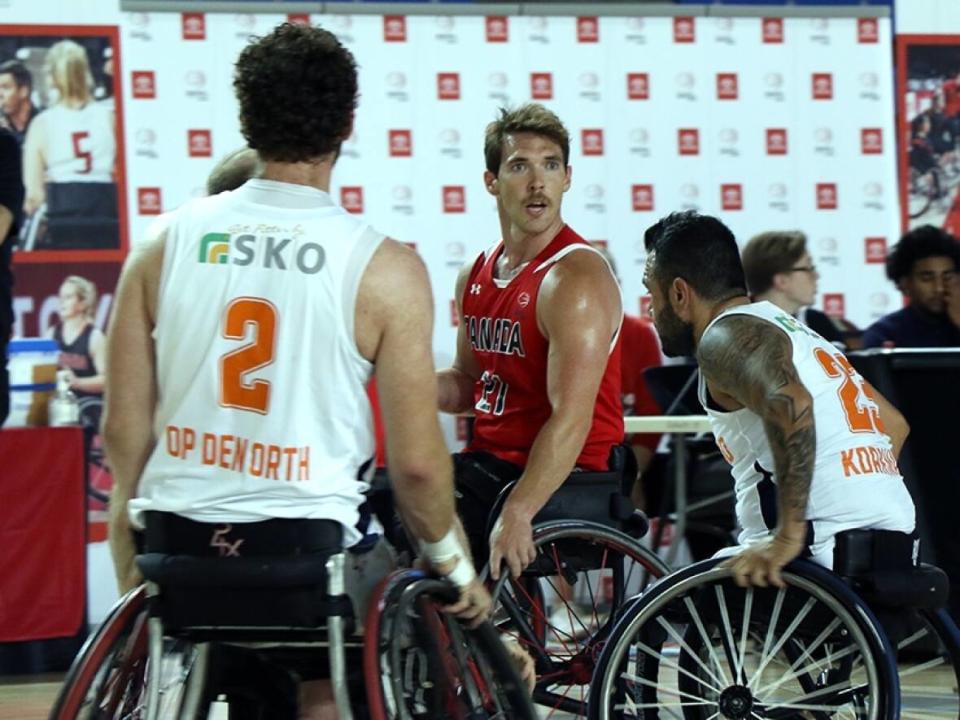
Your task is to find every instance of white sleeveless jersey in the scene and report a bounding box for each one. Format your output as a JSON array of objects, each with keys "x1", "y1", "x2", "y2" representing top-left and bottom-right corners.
[
  {"x1": 129, "y1": 179, "x2": 384, "y2": 545},
  {"x1": 699, "y1": 302, "x2": 914, "y2": 565},
  {"x1": 39, "y1": 102, "x2": 115, "y2": 183}
]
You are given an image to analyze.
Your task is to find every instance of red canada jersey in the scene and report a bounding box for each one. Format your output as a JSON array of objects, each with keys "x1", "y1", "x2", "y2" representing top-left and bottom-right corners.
[
  {"x1": 620, "y1": 314, "x2": 663, "y2": 453},
  {"x1": 462, "y1": 225, "x2": 624, "y2": 470}
]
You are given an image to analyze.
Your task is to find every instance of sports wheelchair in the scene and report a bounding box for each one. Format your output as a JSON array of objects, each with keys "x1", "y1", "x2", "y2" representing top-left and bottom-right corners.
[
  {"x1": 587, "y1": 528, "x2": 960, "y2": 719},
  {"x1": 50, "y1": 513, "x2": 535, "y2": 720},
  {"x1": 483, "y1": 460, "x2": 672, "y2": 717}
]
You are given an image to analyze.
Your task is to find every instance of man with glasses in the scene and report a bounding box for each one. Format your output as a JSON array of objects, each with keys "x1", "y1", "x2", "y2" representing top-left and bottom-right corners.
[
  {"x1": 741, "y1": 230, "x2": 853, "y2": 348},
  {"x1": 862, "y1": 225, "x2": 960, "y2": 348}
]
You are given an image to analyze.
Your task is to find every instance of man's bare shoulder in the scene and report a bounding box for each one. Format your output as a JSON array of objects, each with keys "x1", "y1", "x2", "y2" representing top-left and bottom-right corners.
[
  {"x1": 698, "y1": 313, "x2": 794, "y2": 398},
  {"x1": 365, "y1": 237, "x2": 430, "y2": 292},
  {"x1": 543, "y1": 246, "x2": 617, "y2": 299}
]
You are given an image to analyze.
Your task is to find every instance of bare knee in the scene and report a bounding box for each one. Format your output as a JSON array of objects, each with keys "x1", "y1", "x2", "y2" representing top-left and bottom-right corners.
[{"x1": 298, "y1": 679, "x2": 339, "y2": 720}]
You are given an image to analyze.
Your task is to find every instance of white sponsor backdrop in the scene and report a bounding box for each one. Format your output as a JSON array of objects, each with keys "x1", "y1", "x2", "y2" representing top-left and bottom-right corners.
[{"x1": 116, "y1": 11, "x2": 903, "y2": 347}]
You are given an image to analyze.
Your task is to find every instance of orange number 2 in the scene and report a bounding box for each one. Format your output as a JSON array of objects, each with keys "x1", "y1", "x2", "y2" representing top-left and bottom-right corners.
[
  {"x1": 219, "y1": 297, "x2": 278, "y2": 414},
  {"x1": 813, "y1": 347, "x2": 885, "y2": 434}
]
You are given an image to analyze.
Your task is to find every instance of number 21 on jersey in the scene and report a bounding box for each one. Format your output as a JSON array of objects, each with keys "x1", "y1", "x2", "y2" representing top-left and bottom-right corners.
[
  {"x1": 476, "y1": 371, "x2": 508, "y2": 416},
  {"x1": 219, "y1": 297, "x2": 278, "y2": 415}
]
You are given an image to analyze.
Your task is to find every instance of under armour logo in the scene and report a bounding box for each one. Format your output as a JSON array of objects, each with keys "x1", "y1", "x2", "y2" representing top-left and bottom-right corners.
[
  {"x1": 470, "y1": 283, "x2": 482, "y2": 295},
  {"x1": 210, "y1": 524, "x2": 244, "y2": 557}
]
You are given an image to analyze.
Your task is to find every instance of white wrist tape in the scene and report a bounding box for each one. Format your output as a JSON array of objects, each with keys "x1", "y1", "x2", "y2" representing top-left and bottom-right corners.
[{"x1": 420, "y1": 527, "x2": 477, "y2": 589}]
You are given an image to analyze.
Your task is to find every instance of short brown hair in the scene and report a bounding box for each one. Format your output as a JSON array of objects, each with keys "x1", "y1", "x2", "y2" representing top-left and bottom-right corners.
[
  {"x1": 484, "y1": 104, "x2": 570, "y2": 174},
  {"x1": 741, "y1": 231, "x2": 808, "y2": 296}
]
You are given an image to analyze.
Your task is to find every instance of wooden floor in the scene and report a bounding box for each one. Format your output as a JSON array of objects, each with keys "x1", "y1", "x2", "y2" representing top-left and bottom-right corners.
[{"x1": 0, "y1": 675, "x2": 61, "y2": 720}]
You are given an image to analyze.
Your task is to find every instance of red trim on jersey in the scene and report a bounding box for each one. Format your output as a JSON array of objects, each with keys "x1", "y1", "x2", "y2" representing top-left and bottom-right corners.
[
  {"x1": 367, "y1": 378, "x2": 386, "y2": 469},
  {"x1": 462, "y1": 225, "x2": 623, "y2": 470},
  {"x1": 620, "y1": 314, "x2": 663, "y2": 452}
]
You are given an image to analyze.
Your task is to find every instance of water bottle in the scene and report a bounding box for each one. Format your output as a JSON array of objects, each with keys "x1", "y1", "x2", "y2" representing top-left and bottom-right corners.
[{"x1": 48, "y1": 369, "x2": 81, "y2": 426}]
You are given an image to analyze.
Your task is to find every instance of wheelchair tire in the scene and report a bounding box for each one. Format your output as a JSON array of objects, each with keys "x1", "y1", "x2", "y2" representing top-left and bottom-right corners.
[
  {"x1": 50, "y1": 587, "x2": 149, "y2": 719},
  {"x1": 895, "y1": 607, "x2": 960, "y2": 719},
  {"x1": 587, "y1": 558, "x2": 900, "y2": 720},
  {"x1": 489, "y1": 520, "x2": 670, "y2": 717},
  {"x1": 364, "y1": 570, "x2": 536, "y2": 720}
]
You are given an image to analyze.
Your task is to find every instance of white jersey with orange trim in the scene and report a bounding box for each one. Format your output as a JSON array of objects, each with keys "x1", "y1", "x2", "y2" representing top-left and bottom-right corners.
[
  {"x1": 39, "y1": 102, "x2": 115, "y2": 183},
  {"x1": 699, "y1": 301, "x2": 915, "y2": 567},
  {"x1": 129, "y1": 179, "x2": 385, "y2": 545}
]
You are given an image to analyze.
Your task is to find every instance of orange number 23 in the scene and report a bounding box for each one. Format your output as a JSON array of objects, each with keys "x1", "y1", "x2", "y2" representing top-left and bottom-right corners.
[
  {"x1": 813, "y1": 347, "x2": 885, "y2": 434},
  {"x1": 219, "y1": 297, "x2": 278, "y2": 414}
]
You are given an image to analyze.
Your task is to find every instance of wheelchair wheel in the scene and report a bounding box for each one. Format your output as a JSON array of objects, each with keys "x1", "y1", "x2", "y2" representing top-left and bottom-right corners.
[
  {"x1": 490, "y1": 520, "x2": 670, "y2": 717},
  {"x1": 588, "y1": 559, "x2": 899, "y2": 720},
  {"x1": 364, "y1": 570, "x2": 536, "y2": 720},
  {"x1": 50, "y1": 587, "x2": 204, "y2": 719},
  {"x1": 895, "y1": 608, "x2": 960, "y2": 719}
]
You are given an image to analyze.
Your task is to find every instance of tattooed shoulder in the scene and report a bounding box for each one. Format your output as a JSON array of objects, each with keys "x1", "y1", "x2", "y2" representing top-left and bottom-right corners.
[{"x1": 697, "y1": 314, "x2": 798, "y2": 409}]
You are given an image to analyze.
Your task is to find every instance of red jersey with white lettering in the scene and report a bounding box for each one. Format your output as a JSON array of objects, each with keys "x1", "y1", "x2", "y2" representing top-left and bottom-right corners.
[{"x1": 462, "y1": 225, "x2": 624, "y2": 470}]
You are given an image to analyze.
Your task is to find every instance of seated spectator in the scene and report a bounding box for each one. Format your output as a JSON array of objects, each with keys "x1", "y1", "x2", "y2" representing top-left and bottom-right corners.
[
  {"x1": 741, "y1": 230, "x2": 855, "y2": 347},
  {"x1": 862, "y1": 225, "x2": 960, "y2": 348}
]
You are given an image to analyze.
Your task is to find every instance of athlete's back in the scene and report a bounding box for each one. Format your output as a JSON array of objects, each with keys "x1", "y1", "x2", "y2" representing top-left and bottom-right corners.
[{"x1": 130, "y1": 179, "x2": 384, "y2": 544}]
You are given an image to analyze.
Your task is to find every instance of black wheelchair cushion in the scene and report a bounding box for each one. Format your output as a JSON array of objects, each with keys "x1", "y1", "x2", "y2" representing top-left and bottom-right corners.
[
  {"x1": 855, "y1": 565, "x2": 949, "y2": 611},
  {"x1": 137, "y1": 554, "x2": 354, "y2": 632}
]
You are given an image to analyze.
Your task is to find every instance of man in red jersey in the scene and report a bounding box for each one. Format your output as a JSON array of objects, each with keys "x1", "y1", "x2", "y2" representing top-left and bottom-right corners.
[{"x1": 438, "y1": 104, "x2": 624, "y2": 580}]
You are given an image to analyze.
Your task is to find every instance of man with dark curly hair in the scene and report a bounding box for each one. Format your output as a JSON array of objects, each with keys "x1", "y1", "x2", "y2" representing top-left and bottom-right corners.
[
  {"x1": 104, "y1": 23, "x2": 490, "y2": 718},
  {"x1": 862, "y1": 225, "x2": 960, "y2": 348}
]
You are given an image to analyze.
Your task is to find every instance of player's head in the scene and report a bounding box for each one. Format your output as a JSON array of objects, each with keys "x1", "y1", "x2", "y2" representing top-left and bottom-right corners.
[
  {"x1": 59, "y1": 275, "x2": 97, "y2": 321},
  {"x1": 206, "y1": 147, "x2": 262, "y2": 195},
  {"x1": 643, "y1": 211, "x2": 747, "y2": 357},
  {"x1": 483, "y1": 104, "x2": 571, "y2": 237},
  {"x1": 234, "y1": 23, "x2": 358, "y2": 164},
  {"x1": 45, "y1": 40, "x2": 93, "y2": 106},
  {"x1": 741, "y1": 230, "x2": 818, "y2": 311},
  {"x1": 0, "y1": 60, "x2": 33, "y2": 116},
  {"x1": 886, "y1": 225, "x2": 960, "y2": 316}
]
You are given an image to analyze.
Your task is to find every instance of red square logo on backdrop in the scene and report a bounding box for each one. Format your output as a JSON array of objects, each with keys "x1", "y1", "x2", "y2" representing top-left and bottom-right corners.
[
  {"x1": 131, "y1": 71, "x2": 156, "y2": 99},
  {"x1": 181, "y1": 13, "x2": 206, "y2": 40},
  {"x1": 762, "y1": 17, "x2": 784, "y2": 43},
  {"x1": 812, "y1": 73, "x2": 833, "y2": 100},
  {"x1": 716, "y1": 73, "x2": 738, "y2": 100},
  {"x1": 674, "y1": 17, "x2": 696, "y2": 43},
  {"x1": 678, "y1": 128, "x2": 700, "y2": 156},
  {"x1": 640, "y1": 296, "x2": 652, "y2": 318},
  {"x1": 450, "y1": 300, "x2": 460, "y2": 328},
  {"x1": 766, "y1": 128, "x2": 788, "y2": 155},
  {"x1": 577, "y1": 17, "x2": 599, "y2": 43},
  {"x1": 443, "y1": 186, "x2": 466, "y2": 213},
  {"x1": 823, "y1": 293, "x2": 845, "y2": 319},
  {"x1": 627, "y1": 73, "x2": 649, "y2": 100},
  {"x1": 486, "y1": 16, "x2": 508, "y2": 42},
  {"x1": 188, "y1": 129, "x2": 212, "y2": 157},
  {"x1": 816, "y1": 183, "x2": 838, "y2": 209},
  {"x1": 384, "y1": 16, "x2": 407, "y2": 42},
  {"x1": 581, "y1": 129, "x2": 604, "y2": 156},
  {"x1": 632, "y1": 184, "x2": 654, "y2": 212},
  {"x1": 858, "y1": 17, "x2": 879, "y2": 43},
  {"x1": 861, "y1": 128, "x2": 883, "y2": 154},
  {"x1": 389, "y1": 130, "x2": 412, "y2": 157},
  {"x1": 721, "y1": 184, "x2": 743, "y2": 211},
  {"x1": 531, "y1": 73, "x2": 553, "y2": 100},
  {"x1": 137, "y1": 187, "x2": 162, "y2": 215},
  {"x1": 437, "y1": 73, "x2": 460, "y2": 100},
  {"x1": 287, "y1": 14, "x2": 310, "y2": 26},
  {"x1": 865, "y1": 237, "x2": 887, "y2": 264},
  {"x1": 341, "y1": 187, "x2": 364, "y2": 214}
]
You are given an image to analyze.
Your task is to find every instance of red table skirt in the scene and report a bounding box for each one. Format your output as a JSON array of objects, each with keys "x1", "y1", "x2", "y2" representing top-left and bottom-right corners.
[{"x1": 0, "y1": 426, "x2": 86, "y2": 642}]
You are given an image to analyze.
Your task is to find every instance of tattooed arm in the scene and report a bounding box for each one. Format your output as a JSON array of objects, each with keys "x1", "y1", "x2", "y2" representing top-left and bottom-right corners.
[{"x1": 697, "y1": 315, "x2": 815, "y2": 587}]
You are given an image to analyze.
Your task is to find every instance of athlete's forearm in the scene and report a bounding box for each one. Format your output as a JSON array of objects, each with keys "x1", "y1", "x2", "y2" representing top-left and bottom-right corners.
[
  {"x1": 71, "y1": 374, "x2": 105, "y2": 394},
  {"x1": 764, "y1": 398, "x2": 816, "y2": 539},
  {"x1": 390, "y1": 456, "x2": 457, "y2": 543},
  {"x1": 501, "y1": 410, "x2": 593, "y2": 520},
  {"x1": 436, "y1": 367, "x2": 476, "y2": 414}
]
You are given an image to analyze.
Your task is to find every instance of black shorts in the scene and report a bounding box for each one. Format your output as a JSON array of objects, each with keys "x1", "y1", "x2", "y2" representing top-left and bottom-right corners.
[{"x1": 453, "y1": 452, "x2": 524, "y2": 571}]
